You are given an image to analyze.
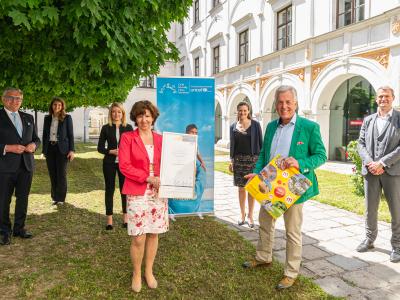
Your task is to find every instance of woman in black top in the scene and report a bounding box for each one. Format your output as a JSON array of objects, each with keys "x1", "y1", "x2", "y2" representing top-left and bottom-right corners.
[
  {"x1": 42, "y1": 97, "x2": 75, "y2": 205},
  {"x1": 97, "y1": 102, "x2": 133, "y2": 230},
  {"x1": 229, "y1": 102, "x2": 263, "y2": 228}
]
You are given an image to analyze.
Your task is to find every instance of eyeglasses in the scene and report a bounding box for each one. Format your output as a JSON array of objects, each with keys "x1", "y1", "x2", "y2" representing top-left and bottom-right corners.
[{"x1": 3, "y1": 95, "x2": 22, "y2": 101}]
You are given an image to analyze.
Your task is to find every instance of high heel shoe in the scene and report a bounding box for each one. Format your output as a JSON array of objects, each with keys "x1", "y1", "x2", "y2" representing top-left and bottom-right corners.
[
  {"x1": 131, "y1": 275, "x2": 142, "y2": 293},
  {"x1": 247, "y1": 216, "x2": 254, "y2": 228},
  {"x1": 145, "y1": 274, "x2": 158, "y2": 289},
  {"x1": 238, "y1": 214, "x2": 247, "y2": 226}
]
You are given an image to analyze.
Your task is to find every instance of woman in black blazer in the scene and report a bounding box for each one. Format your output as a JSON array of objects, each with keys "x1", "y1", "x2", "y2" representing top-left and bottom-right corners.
[
  {"x1": 97, "y1": 102, "x2": 133, "y2": 230},
  {"x1": 229, "y1": 101, "x2": 263, "y2": 228},
  {"x1": 42, "y1": 97, "x2": 75, "y2": 205}
]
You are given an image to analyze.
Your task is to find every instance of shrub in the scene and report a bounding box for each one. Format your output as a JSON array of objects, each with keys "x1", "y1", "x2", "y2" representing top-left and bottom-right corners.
[{"x1": 346, "y1": 140, "x2": 364, "y2": 196}]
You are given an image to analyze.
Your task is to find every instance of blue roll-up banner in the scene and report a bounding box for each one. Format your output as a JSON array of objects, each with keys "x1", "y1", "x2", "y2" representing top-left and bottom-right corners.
[{"x1": 156, "y1": 77, "x2": 215, "y2": 216}]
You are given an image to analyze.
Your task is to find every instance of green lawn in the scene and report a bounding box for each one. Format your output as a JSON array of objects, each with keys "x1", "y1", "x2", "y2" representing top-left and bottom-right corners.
[
  {"x1": 0, "y1": 144, "x2": 336, "y2": 299},
  {"x1": 215, "y1": 161, "x2": 391, "y2": 223},
  {"x1": 215, "y1": 150, "x2": 229, "y2": 156}
]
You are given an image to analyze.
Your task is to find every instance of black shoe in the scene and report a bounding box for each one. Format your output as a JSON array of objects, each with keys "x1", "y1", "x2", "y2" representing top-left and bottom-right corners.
[
  {"x1": 105, "y1": 225, "x2": 113, "y2": 230},
  {"x1": 13, "y1": 229, "x2": 33, "y2": 239},
  {"x1": 122, "y1": 223, "x2": 128, "y2": 229},
  {"x1": 356, "y1": 239, "x2": 374, "y2": 252},
  {"x1": 238, "y1": 219, "x2": 247, "y2": 226},
  {"x1": 390, "y1": 248, "x2": 400, "y2": 263},
  {"x1": 0, "y1": 233, "x2": 11, "y2": 245}
]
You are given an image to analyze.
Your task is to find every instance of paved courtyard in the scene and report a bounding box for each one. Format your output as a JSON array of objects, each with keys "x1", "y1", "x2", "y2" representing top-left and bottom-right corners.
[{"x1": 214, "y1": 171, "x2": 400, "y2": 299}]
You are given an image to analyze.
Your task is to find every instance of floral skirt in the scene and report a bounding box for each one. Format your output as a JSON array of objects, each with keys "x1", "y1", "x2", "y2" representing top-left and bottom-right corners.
[
  {"x1": 233, "y1": 154, "x2": 259, "y2": 187},
  {"x1": 126, "y1": 194, "x2": 169, "y2": 236}
]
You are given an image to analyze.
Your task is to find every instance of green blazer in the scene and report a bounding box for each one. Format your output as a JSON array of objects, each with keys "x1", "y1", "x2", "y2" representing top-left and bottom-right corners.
[{"x1": 253, "y1": 115, "x2": 327, "y2": 204}]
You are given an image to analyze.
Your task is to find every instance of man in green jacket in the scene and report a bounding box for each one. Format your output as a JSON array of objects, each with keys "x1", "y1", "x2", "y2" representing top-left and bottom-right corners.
[{"x1": 243, "y1": 85, "x2": 326, "y2": 289}]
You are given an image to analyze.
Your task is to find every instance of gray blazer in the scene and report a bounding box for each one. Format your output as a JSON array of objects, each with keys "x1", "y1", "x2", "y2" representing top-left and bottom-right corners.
[{"x1": 358, "y1": 109, "x2": 400, "y2": 176}]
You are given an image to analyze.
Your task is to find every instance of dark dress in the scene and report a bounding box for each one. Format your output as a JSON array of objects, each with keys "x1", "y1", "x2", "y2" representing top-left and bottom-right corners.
[{"x1": 229, "y1": 120, "x2": 263, "y2": 187}]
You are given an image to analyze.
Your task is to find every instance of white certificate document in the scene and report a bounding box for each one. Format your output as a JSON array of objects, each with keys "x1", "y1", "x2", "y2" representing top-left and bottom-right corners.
[{"x1": 159, "y1": 132, "x2": 197, "y2": 199}]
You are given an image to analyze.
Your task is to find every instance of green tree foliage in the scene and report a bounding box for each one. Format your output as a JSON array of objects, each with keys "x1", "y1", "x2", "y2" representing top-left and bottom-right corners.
[
  {"x1": 347, "y1": 140, "x2": 364, "y2": 196},
  {"x1": 0, "y1": 0, "x2": 192, "y2": 111}
]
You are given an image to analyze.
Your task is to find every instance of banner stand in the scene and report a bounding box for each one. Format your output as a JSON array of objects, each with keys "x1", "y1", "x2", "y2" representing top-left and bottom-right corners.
[
  {"x1": 168, "y1": 213, "x2": 208, "y2": 220},
  {"x1": 157, "y1": 77, "x2": 215, "y2": 217}
]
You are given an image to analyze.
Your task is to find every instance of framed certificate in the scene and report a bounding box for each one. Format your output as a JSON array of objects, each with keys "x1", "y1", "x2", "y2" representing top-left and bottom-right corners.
[{"x1": 159, "y1": 132, "x2": 197, "y2": 199}]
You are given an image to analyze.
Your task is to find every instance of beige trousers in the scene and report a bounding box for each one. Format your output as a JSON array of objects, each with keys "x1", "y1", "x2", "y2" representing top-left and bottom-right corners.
[{"x1": 255, "y1": 203, "x2": 304, "y2": 279}]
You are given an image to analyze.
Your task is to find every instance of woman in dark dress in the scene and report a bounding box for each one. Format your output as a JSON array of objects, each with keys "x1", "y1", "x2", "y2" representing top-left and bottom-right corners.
[
  {"x1": 229, "y1": 102, "x2": 263, "y2": 228},
  {"x1": 42, "y1": 97, "x2": 75, "y2": 205},
  {"x1": 97, "y1": 102, "x2": 133, "y2": 230}
]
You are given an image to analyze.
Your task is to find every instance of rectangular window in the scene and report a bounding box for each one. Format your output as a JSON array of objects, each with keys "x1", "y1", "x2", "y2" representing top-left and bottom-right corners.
[
  {"x1": 194, "y1": 0, "x2": 200, "y2": 24},
  {"x1": 180, "y1": 21, "x2": 184, "y2": 37},
  {"x1": 238, "y1": 29, "x2": 249, "y2": 65},
  {"x1": 277, "y1": 6, "x2": 292, "y2": 51},
  {"x1": 139, "y1": 76, "x2": 154, "y2": 88},
  {"x1": 337, "y1": 0, "x2": 365, "y2": 28},
  {"x1": 194, "y1": 57, "x2": 200, "y2": 76},
  {"x1": 213, "y1": 46, "x2": 220, "y2": 74},
  {"x1": 180, "y1": 65, "x2": 185, "y2": 76},
  {"x1": 213, "y1": 0, "x2": 220, "y2": 8}
]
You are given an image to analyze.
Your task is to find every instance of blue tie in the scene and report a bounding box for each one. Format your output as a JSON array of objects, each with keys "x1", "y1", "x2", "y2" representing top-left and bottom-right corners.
[{"x1": 11, "y1": 112, "x2": 22, "y2": 137}]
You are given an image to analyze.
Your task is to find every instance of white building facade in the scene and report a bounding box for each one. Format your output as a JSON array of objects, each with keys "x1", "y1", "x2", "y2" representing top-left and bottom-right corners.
[{"x1": 175, "y1": 0, "x2": 400, "y2": 160}]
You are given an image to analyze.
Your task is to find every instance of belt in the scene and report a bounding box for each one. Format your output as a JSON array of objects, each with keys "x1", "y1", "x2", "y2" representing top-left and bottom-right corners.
[{"x1": 50, "y1": 141, "x2": 58, "y2": 145}]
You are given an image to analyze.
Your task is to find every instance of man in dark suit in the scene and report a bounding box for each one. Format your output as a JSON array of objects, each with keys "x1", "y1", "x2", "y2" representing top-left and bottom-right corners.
[
  {"x1": 0, "y1": 87, "x2": 41, "y2": 245},
  {"x1": 357, "y1": 86, "x2": 400, "y2": 263}
]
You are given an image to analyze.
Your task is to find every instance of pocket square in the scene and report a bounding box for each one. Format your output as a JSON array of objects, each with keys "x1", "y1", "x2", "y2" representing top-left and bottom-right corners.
[{"x1": 297, "y1": 141, "x2": 304, "y2": 145}]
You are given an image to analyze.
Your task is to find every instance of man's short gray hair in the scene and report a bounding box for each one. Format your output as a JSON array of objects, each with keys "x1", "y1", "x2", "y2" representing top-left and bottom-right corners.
[
  {"x1": 2, "y1": 87, "x2": 23, "y2": 98},
  {"x1": 274, "y1": 85, "x2": 297, "y2": 103},
  {"x1": 377, "y1": 85, "x2": 395, "y2": 97}
]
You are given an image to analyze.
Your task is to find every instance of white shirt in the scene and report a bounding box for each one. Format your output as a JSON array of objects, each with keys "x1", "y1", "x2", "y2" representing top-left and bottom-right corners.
[
  {"x1": 115, "y1": 127, "x2": 120, "y2": 163},
  {"x1": 49, "y1": 116, "x2": 59, "y2": 142},
  {"x1": 4, "y1": 107, "x2": 22, "y2": 131},
  {"x1": 3, "y1": 107, "x2": 23, "y2": 155},
  {"x1": 270, "y1": 114, "x2": 297, "y2": 159},
  {"x1": 376, "y1": 108, "x2": 393, "y2": 135}
]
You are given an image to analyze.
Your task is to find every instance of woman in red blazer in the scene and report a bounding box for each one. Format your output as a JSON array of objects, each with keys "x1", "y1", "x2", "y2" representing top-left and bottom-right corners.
[{"x1": 118, "y1": 100, "x2": 167, "y2": 293}]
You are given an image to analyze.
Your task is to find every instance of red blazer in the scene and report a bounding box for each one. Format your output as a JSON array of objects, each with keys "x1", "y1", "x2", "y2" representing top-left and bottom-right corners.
[{"x1": 118, "y1": 129, "x2": 162, "y2": 196}]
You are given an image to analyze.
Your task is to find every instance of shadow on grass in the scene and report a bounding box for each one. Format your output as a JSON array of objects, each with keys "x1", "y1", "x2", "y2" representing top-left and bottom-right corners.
[
  {"x1": 0, "y1": 203, "x2": 335, "y2": 299},
  {"x1": 31, "y1": 157, "x2": 104, "y2": 194}
]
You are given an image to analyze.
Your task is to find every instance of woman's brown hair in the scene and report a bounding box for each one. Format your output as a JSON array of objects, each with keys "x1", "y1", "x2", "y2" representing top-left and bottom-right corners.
[
  {"x1": 49, "y1": 97, "x2": 67, "y2": 121},
  {"x1": 130, "y1": 100, "x2": 159, "y2": 126},
  {"x1": 236, "y1": 101, "x2": 252, "y2": 120}
]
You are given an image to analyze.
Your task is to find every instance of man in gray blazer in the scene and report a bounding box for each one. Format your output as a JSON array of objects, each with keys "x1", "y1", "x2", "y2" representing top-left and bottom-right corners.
[{"x1": 357, "y1": 85, "x2": 400, "y2": 263}]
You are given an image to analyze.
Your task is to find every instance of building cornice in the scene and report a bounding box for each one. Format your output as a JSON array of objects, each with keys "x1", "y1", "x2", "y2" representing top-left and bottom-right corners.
[
  {"x1": 231, "y1": 13, "x2": 254, "y2": 28},
  {"x1": 214, "y1": 6, "x2": 400, "y2": 81}
]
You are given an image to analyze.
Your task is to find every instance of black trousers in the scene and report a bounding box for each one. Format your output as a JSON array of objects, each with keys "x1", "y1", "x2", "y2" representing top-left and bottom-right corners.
[
  {"x1": 46, "y1": 144, "x2": 68, "y2": 203},
  {"x1": 0, "y1": 161, "x2": 33, "y2": 234},
  {"x1": 103, "y1": 161, "x2": 127, "y2": 215}
]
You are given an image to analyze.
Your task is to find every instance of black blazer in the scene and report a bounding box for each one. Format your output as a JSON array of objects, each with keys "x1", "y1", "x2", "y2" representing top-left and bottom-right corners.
[
  {"x1": 0, "y1": 108, "x2": 41, "y2": 173},
  {"x1": 42, "y1": 114, "x2": 75, "y2": 156},
  {"x1": 230, "y1": 119, "x2": 263, "y2": 159},
  {"x1": 97, "y1": 123, "x2": 133, "y2": 163}
]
